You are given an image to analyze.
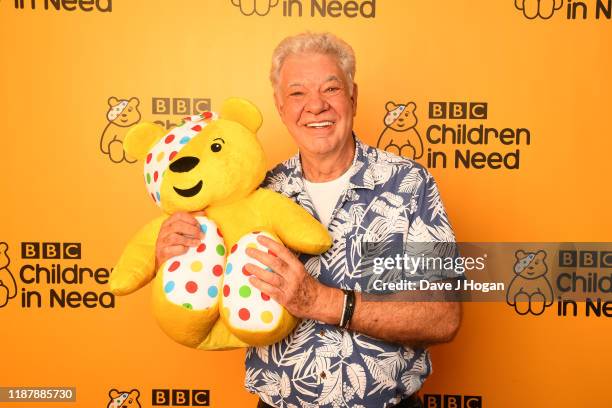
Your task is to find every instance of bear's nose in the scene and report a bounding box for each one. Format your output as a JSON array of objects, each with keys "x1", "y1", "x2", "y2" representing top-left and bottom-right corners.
[{"x1": 169, "y1": 156, "x2": 199, "y2": 173}]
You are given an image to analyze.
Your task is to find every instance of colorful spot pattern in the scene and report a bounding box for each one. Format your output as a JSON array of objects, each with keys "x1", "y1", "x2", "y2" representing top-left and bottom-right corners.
[
  {"x1": 222, "y1": 231, "x2": 284, "y2": 331},
  {"x1": 142, "y1": 111, "x2": 219, "y2": 207},
  {"x1": 384, "y1": 104, "x2": 407, "y2": 126},
  {"x1": 160, "y1": 223, "x2": 288, "y2": 333},
  {"x1": 161, "y1": 216, "x2": 225, "y2": 310}
]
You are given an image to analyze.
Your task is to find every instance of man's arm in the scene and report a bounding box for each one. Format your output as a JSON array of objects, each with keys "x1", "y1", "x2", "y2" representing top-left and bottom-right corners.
[
  {"x1": 317, "y1": 286, "x2": 461, "y2": 348},
  {"x1": 245, "y1": 236, "x2": 461, "y2": 348}
]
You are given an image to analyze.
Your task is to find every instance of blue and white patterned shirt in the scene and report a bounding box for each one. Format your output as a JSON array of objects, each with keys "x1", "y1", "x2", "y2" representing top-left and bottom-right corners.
[{"x1": 245, "y1": 137, "x2": 455, "y2": 408}]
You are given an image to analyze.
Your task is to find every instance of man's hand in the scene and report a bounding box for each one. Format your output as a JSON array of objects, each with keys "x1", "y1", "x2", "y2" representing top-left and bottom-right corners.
[
  {"x1": 155, "y1": 212, "x2": 204, "y2": 269},
  {"x1": 244, "y1": 235, "x2": 460, "y2": 347},
  {"x1": 245, "y1": 235, "x2": 342, "y2": 322}
]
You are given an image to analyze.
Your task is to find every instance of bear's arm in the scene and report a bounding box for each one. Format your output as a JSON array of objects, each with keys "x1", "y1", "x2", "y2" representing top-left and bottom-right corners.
[
  {"x1": 100, "y1": 124, "x2": 117, "y2": 154},
  {"x1": 506, "y1": 276, "x2": 521, "y2": 305},
  {"x1": 254, "y1": 188, "x2": 332, "y2": 255},
  {"x1": 542, "y1": 277, "x2": 554, "y2": 306},
  {"x1": 109, "y1": 215, "x2": 167, "y2": 295},
  {"x1": 376, "y1": 129, "x2": 395, "y2": 150}
]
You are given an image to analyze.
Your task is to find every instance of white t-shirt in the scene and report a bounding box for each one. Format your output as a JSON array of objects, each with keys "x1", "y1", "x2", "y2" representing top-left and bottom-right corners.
[{"x1": 303, "y1": 167, "x2": 353, "y2": 227}]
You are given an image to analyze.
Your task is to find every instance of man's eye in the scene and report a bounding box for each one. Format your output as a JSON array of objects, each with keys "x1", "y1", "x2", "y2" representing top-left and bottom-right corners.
[
  {"x1": 326, "y1": 87, "x2": 339, "y2": 93},
  {"x1": 289, "y1": 92, "x2": 304, "y2": 97}
]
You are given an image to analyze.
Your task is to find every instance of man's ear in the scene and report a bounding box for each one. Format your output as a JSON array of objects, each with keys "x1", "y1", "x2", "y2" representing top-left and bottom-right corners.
[
  {"x1": 273, "y1": 91, "x2": 284, "y2": 115},
  {"x1": 351, "y1": 82, "x2": 358, "y2": 116}
]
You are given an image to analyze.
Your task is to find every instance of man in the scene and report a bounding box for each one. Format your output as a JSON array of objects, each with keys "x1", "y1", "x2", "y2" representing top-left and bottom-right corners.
[{"x1": 156, "y1": 32, "x2": 460, "y2": 408}]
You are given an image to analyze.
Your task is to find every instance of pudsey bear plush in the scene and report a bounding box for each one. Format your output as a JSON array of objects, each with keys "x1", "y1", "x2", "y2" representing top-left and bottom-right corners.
[{"x1": 109, "y1": 98, "x2": 331, "y2": 350}]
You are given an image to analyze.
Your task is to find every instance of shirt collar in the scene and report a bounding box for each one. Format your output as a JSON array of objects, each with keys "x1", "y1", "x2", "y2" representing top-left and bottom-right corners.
[{"x1": 280, "y1": 134, "x2": 376, "y2": 199}]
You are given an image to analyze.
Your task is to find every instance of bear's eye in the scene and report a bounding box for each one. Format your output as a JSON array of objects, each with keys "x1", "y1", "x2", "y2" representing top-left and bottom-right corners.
[{"x1": 211, "y1": 143, "x2": 222, "y2": 153}]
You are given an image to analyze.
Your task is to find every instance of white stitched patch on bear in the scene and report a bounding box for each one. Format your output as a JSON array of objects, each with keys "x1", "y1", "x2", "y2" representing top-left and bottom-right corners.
[
  {"x1": 161, "y1": 216, "x2": 226, "y2": 310},
  {"x1": 221, "y1": 231, "x2": 283, "y2": 331},
  {"x1": 107, "y1": 100, "x2": 129, "y2": 122},
  {"x1": 384, "y1": 104, "x2": 406, "y2": 126}
]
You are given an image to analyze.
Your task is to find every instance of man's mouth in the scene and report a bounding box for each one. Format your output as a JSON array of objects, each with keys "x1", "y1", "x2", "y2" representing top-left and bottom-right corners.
[
  {"x1": 305, "y1": 121, "x2": 335, "y2": 129},
  {"x1": 174, "y1": 181, "x2": 203, "y2": 197}
]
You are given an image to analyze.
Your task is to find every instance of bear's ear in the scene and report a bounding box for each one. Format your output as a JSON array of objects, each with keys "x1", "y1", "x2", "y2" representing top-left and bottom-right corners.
[
  {"x1": 108, "y1": 389, "x2": 119, "y2": 398},
  {"x1": 108, "y1": 97, "x2": 119, "y2": 107},
  {"x1": 406, "y1": 102, "x2": 416, "y2": 112},
  {"x1": 130, "y1": 389, "x2": 140, "y2": 398},
  {"x1": 535, "y1": 250, "x2": 547, "y2": 260},
  {"x1": 0, "y1": 242, "x2": 7, "y2": 253},
  {"x1": 220, "y1": 97, "x2": 262, "y2": 133},
  {"x1": 128, "y1": 97, "x2": 140, "y2": 108},
  {"x1": 124, "y1": 123, "x2": 166, "y2": 160},
  {"x1": 385, "y1": 101, "x2": 397, "y2": 112},
  {"x1": 515, "y1": 250, "x2": 526, "y2": 260}
]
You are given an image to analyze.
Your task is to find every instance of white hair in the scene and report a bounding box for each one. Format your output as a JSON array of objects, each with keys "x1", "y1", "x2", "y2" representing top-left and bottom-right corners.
[{"x1": 270, "y1": 32, "x2": 356, "y2": 94}]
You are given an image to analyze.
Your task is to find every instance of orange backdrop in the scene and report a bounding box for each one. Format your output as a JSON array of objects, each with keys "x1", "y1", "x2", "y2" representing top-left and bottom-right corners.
[{"x1": 1, "y1": 0, "x2": 610, "y2": 407}]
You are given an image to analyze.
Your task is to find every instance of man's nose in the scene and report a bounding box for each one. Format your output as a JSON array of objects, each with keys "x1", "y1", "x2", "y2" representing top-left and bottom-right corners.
[{"x1": 304, "y1": 94, "x2": 329, "y2": 114}]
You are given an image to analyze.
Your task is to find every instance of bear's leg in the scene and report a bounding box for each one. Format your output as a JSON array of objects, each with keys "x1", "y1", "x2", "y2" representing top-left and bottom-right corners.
[
  {"x1": 108, "y1": 140, "x2": 125, "y2": 163},
  {"x1": 383, "y1": 143, "x2": 402, "y2": 156},
  {"x1": 529, "y1": 292, "x2": 547, "y2": 315},
  {"x1": 220, "y1": 230, "x2": 298, "y2": 346},
  {"x1": 152, "y1": 217, "x2": 226, "y2": 348},
  {"x1": 514, "y1": 292, "x2": 531, "y2": 315},
  {"x1": 399, "y1": 144, "x2": 417, "y2": 160}
]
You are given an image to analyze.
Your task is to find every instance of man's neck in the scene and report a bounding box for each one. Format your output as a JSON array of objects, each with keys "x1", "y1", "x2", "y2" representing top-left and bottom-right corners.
[{"x1": 301, "y1": 137, "x2": 356, "y2": 182}]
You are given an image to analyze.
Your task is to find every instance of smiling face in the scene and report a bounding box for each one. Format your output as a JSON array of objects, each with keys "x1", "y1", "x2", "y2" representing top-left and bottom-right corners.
[
  {"x1": 274, "y1": 52, "x2": 357, "y2": 158},
  {"x1": 160, "y1": 120, "x2": 267, "y2": 213}
]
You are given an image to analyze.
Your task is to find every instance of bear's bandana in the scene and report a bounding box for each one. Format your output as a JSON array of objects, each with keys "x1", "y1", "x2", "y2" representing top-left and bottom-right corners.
[
  {"x1": 514, "y1": 253, "x2": 536, "y2": 274},
  {"x1": 109, "y1": 392, "x2": 131, "y2": 408},
  {"x1": 107, "y1": 100, "x2": 129, "y2": 122},
  {"x1": 384, "y1": 104, "x2": 406, "y2": 126},
  {"x1": 143, "y1": 111, "x2": 219, "y2": 206}
]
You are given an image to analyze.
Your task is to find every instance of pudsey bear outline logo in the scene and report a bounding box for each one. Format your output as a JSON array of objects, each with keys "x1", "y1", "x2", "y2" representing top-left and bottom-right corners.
[
  {"x1": 0, "y1": 242, "x2": 17, "y2": 308},
  {"x1": 376, "y1": 101, "x2": 424, "y2": 160},
  {"x1": 515, "y1": 0, "x2": 564, "y2": 19},
  {"x1": 107, "y1": 389, "x2": 140, "y2": 408},
  {"x1": 506, "y1": 249, "x2": 554, "y2": 316},
  {"x1": 100, "y1": 97, "x2": 142, "y2": 164},
  {"x1": 231, "y1": 0, "x2": 279, "y2": 16}
]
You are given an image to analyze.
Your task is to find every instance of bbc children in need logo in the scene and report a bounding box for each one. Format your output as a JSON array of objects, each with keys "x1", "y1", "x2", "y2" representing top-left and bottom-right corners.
[
  {"x1": 2, "y1": 242, "x2": 116, "y2": 309},
  {"x1": 376, "y1": 100, "x2": 533, "y2": 170},
  {"x1": 514, "y1": 0, "x2": 611, "y2": 20},
  {"x1": 99, "y1": 96, "x2": 211, "y2": 165},
  {"x1": 230, "y1": 0, "x2": 377, "y2": 18}
]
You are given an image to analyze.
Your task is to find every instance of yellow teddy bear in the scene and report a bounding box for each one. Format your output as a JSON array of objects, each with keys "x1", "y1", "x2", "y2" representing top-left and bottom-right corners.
[{"x1": 109, "y1": 98, "x2": 331, "y2": 350}]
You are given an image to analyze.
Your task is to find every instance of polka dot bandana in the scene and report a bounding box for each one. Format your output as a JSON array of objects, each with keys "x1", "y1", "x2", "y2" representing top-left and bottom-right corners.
[
  {"x1": 515, "y1": 253, "x2": 536, "y2": 274},
  {"x1": 109, "y1": 392, "x2": 130, "y2": 408},
  {"x1": 143, "y1": 111, "x2": 219, "y2": 207},
  {"x1": 384, "y1": 104, "x2": 406, "y2": 126},
  {"x1": 107, "y1": 100, "x2": 129, "y2": 121}
]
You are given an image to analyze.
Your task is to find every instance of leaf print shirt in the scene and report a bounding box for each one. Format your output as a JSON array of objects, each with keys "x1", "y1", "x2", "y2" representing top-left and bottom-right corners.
[{"x1": 245, "y1": 136, "x2": 456, "y2": 408}]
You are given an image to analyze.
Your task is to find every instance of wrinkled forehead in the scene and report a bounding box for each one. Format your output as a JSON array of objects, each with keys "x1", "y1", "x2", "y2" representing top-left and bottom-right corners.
[{"x1": 278, "y1": 52, "x2": 349, "y2": 88}]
